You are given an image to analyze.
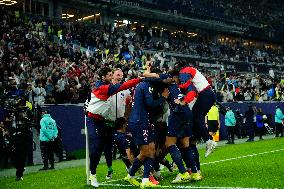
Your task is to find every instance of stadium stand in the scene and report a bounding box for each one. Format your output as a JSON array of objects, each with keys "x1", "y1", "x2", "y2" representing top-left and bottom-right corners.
[{"x1": 0, "y1": 5, "x2": 283, "y2": 105}]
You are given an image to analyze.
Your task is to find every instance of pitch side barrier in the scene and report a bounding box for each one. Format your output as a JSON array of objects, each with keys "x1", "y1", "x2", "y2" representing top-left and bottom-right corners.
[{"x1": 30, "y1": 102, "x2": 283, "y2": 155}]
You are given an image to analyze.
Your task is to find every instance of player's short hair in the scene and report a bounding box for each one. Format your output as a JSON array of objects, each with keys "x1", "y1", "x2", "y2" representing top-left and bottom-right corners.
[
  {"x1": 115, "y1": 117, "x2": 126, "y2": 130},
  {"x1": 98, "y1": 67, "x2": 112, "y2": 79},
  {"x1": 177, "y1": 61, "x2": 187, "y2": 69},
  {"x1": 168, "y1": 69, "x2": 180, "y2": 77}
]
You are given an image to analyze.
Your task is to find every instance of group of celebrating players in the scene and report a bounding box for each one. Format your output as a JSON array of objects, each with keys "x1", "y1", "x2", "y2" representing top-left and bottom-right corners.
[{"x1": 85, "y1": 62, "x2": 217, "y2": 188}]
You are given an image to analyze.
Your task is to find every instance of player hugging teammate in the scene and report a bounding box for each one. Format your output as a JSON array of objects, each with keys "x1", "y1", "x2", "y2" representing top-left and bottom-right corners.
[{"x1": 85, "y1": 62, "x2": 216, "y2": 188}]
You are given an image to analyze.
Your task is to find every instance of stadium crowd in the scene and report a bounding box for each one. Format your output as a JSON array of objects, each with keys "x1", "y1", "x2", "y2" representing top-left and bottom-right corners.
[
  {"x1": 206, "y1": 0, "x2": 284, "y2": 28},
  {"x1": 156, "y1": 0, "x2": 284, "y2": 29},
  {"x1": 0, "y1": 10, "x2": 284, "y2": 106}
]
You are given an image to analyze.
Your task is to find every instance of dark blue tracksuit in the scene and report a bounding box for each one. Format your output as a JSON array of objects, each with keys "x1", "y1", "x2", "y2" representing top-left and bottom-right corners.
[
  {"x1": 128, "y1": 82, "x2": 166, "y2": 145},
  {"x1": 167, "y1": 84, "x2": 192, "y2": 138},
  {"x1": 245, "y1": 107, "x2": 255, "y2": 141},
  {"x1": 191, "y1": 88, "x2": 216, "y2": 141},
  {"x1": 86, "y1": 78, "x2": 141, "y2": 175}
]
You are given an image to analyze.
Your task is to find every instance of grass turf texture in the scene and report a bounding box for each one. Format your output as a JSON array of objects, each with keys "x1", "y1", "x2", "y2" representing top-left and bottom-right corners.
[{"x1": 1, "y1": 137, "x2": 284, "y2": 189}]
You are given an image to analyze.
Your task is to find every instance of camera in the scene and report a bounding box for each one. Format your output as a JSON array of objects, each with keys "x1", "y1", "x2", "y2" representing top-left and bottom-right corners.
[{"x1": 1, "y1": 93, "x2": 34, "y2": 135}]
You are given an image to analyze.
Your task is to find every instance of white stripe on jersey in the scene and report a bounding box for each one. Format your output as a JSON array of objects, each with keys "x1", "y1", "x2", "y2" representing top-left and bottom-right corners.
[{"x1": 192, "y1": 69, "x2": 210, "y2": 92}]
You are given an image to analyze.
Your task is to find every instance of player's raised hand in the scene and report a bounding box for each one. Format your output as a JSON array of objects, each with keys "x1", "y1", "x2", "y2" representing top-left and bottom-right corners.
[
  {"x1": 145, "y1": 60, "x2": 152, "y2": 73},
  {"x1": 174, "y1": 98, "x2": 186, "y2": 106}
]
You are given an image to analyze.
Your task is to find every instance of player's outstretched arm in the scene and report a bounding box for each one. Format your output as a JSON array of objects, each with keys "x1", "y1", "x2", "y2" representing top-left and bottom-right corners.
[
  {"x1": 108, "y1": 78, "x2": 142, "y2": 96},
  {"x1": 143, "y1": 72, "x2": 160, "y2": 78}
]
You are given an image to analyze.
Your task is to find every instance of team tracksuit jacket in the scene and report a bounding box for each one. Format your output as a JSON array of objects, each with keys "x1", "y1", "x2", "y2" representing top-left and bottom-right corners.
[
  {"x1": 179, "y1": 66, "x2": 211, "y2": 104},
  {"x1": 87, "y1": 78, "x2": 141, "y2": 120}
]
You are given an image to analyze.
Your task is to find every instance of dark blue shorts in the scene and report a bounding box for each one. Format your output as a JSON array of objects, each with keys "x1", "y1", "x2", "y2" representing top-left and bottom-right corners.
[
  {"x1": 167, "y1": 113, "x2": 191, "y2": 138},
  {"x1": 133, "y1": 121, "x2": 155, "y2": 146},
  {"x1": 127, "y1": 121, "x2": 136, "y2": 136},
  {"x1": 113, "y1": 131, "x2": 131, "y2": 151},
  {"x1": 86, "y1": 117, "x2": 113, "y2": 154}
]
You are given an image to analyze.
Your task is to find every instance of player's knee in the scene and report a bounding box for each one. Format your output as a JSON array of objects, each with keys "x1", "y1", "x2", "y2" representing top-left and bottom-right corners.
[
  {"x1": 165, "y1": 141, "x2": 173, "y2": 148},
  {"x1": 149, "y1": 149, "x2": 155, "y2": 158},
  {"x1": 140, "y1": 146, "x2": 149, "y2": 157},
  {"x1": 165, "y1": 137, "x2": 176, "y2": 147},
  {"x1": 179, "y1": 139, "x2": 189, "y2": 149},
  {"x1": 141, "y1": 151, "x2": 151, "y2": 159}
]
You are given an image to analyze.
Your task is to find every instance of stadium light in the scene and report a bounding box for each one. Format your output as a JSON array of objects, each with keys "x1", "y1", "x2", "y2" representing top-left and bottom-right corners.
[
  {"x1": 84, "y1": 15, "x2": 94, "y2": 20},
  {"x1": 187, "y1": 32, "x2": 198, "y2": 37},
  {"x1": 0, "y1": 0, "x2": 17, "y2": 5},
  {"x1": 76, "y1": 15, "x2": 95, "y2": 21},
  {"x1": 62, "y1": 13, "x2": 74, "y2": 19}
]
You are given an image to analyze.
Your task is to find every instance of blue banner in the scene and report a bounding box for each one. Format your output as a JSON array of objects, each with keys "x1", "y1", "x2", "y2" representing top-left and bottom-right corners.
[{"x1": 47, "y1": 105, "x2": 85, "y2": 153}]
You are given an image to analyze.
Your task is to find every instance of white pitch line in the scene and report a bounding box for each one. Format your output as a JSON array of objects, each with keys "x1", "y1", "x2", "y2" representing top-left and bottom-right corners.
[
  {"x1": 101, "y1": 148, "x2": 284, "y2": 185},
  {"x1": 200, "y1": 148, "x2": 284, "y2": 166},
  {"x1": 100, "y1": 183, "x2": 259, "y2": 189},
  {"x1": 104, "y1": 178, "x2": 124, "y2": 183}
]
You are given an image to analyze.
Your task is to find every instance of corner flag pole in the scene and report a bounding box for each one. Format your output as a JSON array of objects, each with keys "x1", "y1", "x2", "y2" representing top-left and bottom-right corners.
[{"x1": 85, "y1": 115, "x2": 90, "y2": 185}]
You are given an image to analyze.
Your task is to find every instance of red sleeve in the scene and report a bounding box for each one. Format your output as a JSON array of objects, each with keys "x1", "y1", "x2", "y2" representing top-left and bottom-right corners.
[
  {"x1": 117, "y1": 78, "x2": 141, "y2": 92},
  {"x1": 207, "y1": 78, "x2": 212, "y2": 86},
  {"x1": 180, "y1": 67, "x2": 196, "y2": 75},
  {"x1": 107, "y1": 78, "x2": 141, "y2": 96},
  {"x1": 92, "y1": 85, "x2": 110, "y2": 101},
  {"x1": 183, "y1": 90, "x2": 197, "y2": 104},
  {"x1": 179, "y1": 80, "x2": 192, "y2": 90}
]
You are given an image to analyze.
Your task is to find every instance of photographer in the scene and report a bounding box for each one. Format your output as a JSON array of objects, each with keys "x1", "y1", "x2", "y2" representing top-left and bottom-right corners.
[
  {"x1": 0, "y1": 120, "x2": 10, "y2": 168},
  {"x1": 1, "y1": 86, "x2": 34, "y2": 180},
  {"x1": 9, "y1": 108, "x2": 33, "y2": 181}
]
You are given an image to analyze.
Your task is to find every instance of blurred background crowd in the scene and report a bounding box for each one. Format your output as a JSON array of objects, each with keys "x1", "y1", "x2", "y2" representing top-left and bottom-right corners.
[{"x1": 1, "y1": 7, "x2": 284, "y2": 106}]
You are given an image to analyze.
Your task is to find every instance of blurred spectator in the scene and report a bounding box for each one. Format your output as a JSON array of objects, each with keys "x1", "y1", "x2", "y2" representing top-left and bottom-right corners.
[
  {"x1": 274, "y1": 106, "x2": 284, "y2": 137},
  {"x1": 39, "y1": 110, "x2": 58, "y2": 170},
  {"x1": 225, "y1": 107, "x2": 236, "y2": 144},
  {"x1": 0, "y1": 9, "x2": 283, "y2": 105},
  {"x1": 206, "y1": 103, "x2": 220, "y2": 138},
  {"x1": 235, "y1": 109, "x2": 245, "y2": 139},
  {"x1": 269, "y1": 68, "x2": 275, "y2": 79},
  {"x1": 245, "y1": 104, "x2": 256, "y2": 142},
  {"x1": 256, "y1": 108, "x2": 264, "y2": 140},
  {"x1": 32, "y1": 83, "x2": 46, "y2": 105}
]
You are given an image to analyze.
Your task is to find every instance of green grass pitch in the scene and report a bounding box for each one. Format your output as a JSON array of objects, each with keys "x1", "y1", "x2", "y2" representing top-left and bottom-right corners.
[{"x1": 1, "y1": 137, "x2": 284, "y2": 189}]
